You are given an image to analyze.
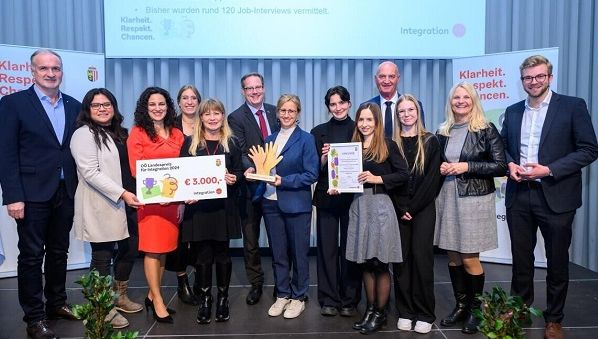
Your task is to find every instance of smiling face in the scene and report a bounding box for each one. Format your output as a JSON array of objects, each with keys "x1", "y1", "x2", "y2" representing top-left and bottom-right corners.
[
  {"x1": 397, "y1": 99, "x2": 418, "y2": 128},
  {"x1": 357, "y1": 108, "x2": 376, "y2": 138},
  {"x1": 521, "y1": 64, "x2": 553, "y2": 100},
  {"x1": 31, "y1": 52, "x2": 63, "y2": 95},
  {"x1": 89, "y1": 94, "x2": 114, "y2": 126},
  {"x1": 375, "y1": 62, "x2": 400, "y2": 100},
  {"x1": 451, "y1": 86, "x2": 473, "y2": 121},
  {"x1": 201, "y1": 109, "x2": 224, "y2": 134},
  {"x1": 178, "y1": 88, "x2": 199, "y2": 117},
  {"x1": 147, "y1": 93, "x2": 167, "y2": 123},
  {"x1": 242, "y1": 75, "x2": 265, "y2": 109},
  {"x1": 327, "y1": 93, "x2": 351, "y2": 120},
  {"x1": 277, "y1": 101, "x2": 299, "y2": 129}
]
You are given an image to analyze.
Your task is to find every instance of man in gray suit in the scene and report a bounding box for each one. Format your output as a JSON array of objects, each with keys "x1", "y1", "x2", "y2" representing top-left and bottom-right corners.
[{"x1": 228, "y1": 73, "x2": 279, "y2": 305}]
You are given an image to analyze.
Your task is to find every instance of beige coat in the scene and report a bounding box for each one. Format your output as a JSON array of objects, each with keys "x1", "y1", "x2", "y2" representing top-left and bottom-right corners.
[{"x1": 71, "y1": 126, "x2": 129, "y2": 242}]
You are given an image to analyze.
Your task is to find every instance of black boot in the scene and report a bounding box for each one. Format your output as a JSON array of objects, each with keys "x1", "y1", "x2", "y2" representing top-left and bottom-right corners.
[
  {"x1": 195, "y1": 264, "x2": 213, "y2": 324},
  {"x1": 462, "y1": 272, "x2": 485, "y2": 334},
  {"x1": 352, "y1": 304, "x2": 375, "y2": 330},
  {"x1": 359, "y1": 307, "x2": 387, "y2": 334},
  {"x1": 215, "y1": 262, "x2": 232, "y2": 322},
  {"x1": 441, "y1": 265, "x2": 469, "y2": 327},
  {"x1": 177, "y1": 273, "x2": 199, "y2": 305}
]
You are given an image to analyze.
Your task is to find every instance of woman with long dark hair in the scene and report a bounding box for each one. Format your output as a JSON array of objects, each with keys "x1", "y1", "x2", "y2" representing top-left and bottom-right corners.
[
  {"x1": 71, "y1": 88, "x2": 144, "y2": 329},
  {"x1": 345, "y1": 102, "x2": 408, "y2": 334},
  {"x1": 127, "y1": 87, "x2": 185, "y2": 323}
]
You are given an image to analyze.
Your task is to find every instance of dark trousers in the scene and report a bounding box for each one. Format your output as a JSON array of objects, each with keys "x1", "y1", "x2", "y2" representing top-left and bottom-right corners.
[
  {"x1": 316, "y1": 206, "x2": 361, "y2": 308},
  {"x1": 239, "y1": 198, "x2": 265, "y2": 286},
  {"x1": 16, "y1": 182, "x2": 73, "y2": 324},
  {"x1": 507, "y1": 182, "x2": 575, "y2": 323},
  {"x1": 89, "y1": 235, "x2": 138, "y2": 281},
  {"x1": 393, "y1": 201, "x2": 436, "y2": 323},
  {"x1": 192, "y1": 240, "x2": 231, "y2": 266},
  {"x1": 262, "y1": 199, "x2": 311, "y2": 300}
]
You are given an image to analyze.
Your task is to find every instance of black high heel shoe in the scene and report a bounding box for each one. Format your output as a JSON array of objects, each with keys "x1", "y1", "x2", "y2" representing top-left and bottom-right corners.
[
  {"x1": 144, "y1": 297, "x2": 176, "y2": 314},
  {"x1": 145, "y1": 297, "x2": 174, "y2": 323}
]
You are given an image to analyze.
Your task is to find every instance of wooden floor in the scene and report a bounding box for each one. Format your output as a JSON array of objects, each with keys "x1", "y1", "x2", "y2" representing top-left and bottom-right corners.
[{"x1": 1, "y1": 255, "x2": 598, "y2": 339}]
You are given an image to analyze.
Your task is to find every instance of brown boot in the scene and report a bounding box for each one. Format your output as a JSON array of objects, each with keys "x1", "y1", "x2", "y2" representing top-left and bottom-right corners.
[{"x1": 114, "y1": 280, "x2": 143, "y2": 313}]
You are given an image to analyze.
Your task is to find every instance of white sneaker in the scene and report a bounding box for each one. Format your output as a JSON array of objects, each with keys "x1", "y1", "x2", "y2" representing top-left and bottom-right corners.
[
  {"x1": 397, "y1": 317, "x2": 412, "y2": 331},
  {"x1": 283, "y1": 299, "x2": 305, "y2": 319},
  {"x1": 414, "y1": 320, "x2": 433, "y2": 334},
  {"x1": 268, "y1": 297, "x2": 291, "y2": 317}
]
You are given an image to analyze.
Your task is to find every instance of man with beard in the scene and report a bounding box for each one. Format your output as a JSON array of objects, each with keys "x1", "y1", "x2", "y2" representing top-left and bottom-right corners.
[
  {"x1": 501, "y1": 55, "x2": 598, "y2": 339},
  {"x1": 228, "y1": 73, "x2": 279, "y2": 305}
]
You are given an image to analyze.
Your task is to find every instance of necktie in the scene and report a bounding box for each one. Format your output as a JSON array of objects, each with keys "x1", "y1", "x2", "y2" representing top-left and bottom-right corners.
[
  {"x1": 256, "y1": 109, "x2": 268, "y2": 140},
  {"x1": 384, "y1": 101, "x2": 393, "y2": 138}
]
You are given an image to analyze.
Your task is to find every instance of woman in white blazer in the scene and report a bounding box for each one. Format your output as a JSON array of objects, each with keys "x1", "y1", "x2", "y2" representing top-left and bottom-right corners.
[{"x1": 70, "y1": 88, "x2": 144, "y2": 328}]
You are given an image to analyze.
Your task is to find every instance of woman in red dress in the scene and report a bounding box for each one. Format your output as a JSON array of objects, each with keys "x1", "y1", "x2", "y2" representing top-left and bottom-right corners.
[{"x1": 127, "y1": 87, "x2": 184, "y2": 323}]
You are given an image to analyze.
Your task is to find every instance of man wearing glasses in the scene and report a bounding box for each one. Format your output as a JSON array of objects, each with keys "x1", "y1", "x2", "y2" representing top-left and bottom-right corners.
[
  {"x1": 228, "y1": 72, "x2": 279, "y2": 305},
  {"x1": 0, "y1": 49, "x2": 81, "y2": 339},
  {"x1": 501, "y1": 55, "x2": 598, "y2": 339},
  {"x1": 363, "y1": 61, "x2": 425, "y2": 137}
]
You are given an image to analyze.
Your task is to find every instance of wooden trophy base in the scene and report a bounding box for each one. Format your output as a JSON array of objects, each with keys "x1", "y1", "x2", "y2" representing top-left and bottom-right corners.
[{"x1": 246, "y1": 173, "x2": 276, "y2": 183}]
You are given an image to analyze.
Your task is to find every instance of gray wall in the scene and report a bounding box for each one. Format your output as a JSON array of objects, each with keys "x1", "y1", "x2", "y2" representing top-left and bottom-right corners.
[{"x1": 1, "y1": 0, "x2": 598, "y2": 271}]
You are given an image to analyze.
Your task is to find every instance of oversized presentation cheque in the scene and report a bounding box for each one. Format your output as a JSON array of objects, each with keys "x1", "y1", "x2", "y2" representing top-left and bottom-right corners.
[
  {"x1": 246, "y1": 141, "x2": 283, "y2": 183},
  {"x1": 136, "y1": 155, "x2": 227, "y2": 203}
]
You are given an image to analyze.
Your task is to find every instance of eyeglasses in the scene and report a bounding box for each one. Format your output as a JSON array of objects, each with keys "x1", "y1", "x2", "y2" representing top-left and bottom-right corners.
[
  {"x1": 90, "y1": 102, "x2": 112, "y2": 109},
  {"x1": 278, "y1": 109, "x2": 298, "y2": 115},
  {"x1": 243, "y1": 85, "x2": 264, "y2": 92},
  {"x1": 521, "y1": 74, "x2": 550, "y2": 83},
  {"x1": 397, "y1": 107, "x2": 417, "y2": 116}
]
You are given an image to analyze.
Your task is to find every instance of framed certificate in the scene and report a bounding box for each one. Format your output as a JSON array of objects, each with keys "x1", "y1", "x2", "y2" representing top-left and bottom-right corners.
[
  {"x1": 328, "y1": 142, "x2": 363, "y2": 193},
  {"x1": 136, "y1": 155, "x2": 227, "y2": 203}
]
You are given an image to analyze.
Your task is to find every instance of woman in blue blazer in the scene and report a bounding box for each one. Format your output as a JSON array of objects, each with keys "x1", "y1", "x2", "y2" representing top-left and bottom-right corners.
[{"x1": 247, "y1": 94, "x2": 318, "y2": 319}]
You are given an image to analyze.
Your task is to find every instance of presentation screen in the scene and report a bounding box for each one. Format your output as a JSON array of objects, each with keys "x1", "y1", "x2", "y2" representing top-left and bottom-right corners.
[{"x1": 104, "y1": 0, "x2": 485, "y2": 58}]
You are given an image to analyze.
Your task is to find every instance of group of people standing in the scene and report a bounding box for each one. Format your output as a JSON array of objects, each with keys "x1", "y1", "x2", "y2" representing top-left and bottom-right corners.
[{"x1": 1, "y1": 49, "x2": 596, "y2": 339}]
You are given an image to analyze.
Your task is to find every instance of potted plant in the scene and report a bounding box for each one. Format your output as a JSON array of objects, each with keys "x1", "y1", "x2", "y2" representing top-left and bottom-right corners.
[
  {"x1": 72, "y1": 269, "x2": 138, "y2": 339},
  {"x1": 473, "y1": 286, "x2": 543, "y2": 339}
]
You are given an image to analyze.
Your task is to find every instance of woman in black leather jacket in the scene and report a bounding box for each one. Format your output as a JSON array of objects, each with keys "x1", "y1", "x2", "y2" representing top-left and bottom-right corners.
[{"x1": 434, "y1": 82, "x2": 506, "y2": 334}]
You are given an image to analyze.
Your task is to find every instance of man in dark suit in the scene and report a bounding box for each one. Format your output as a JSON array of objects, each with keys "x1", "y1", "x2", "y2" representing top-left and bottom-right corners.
[
  {"x1": 501, "y1": 55, "x2": 598, "y2": 339},
  {"x1": 0, "y1": 49, "x2": 81, "y2": 339},
  {"x1": 363, "y1": 61, "x2": 425, "y2": 137},
  {"x1": 228, "y1": 72, "x2": 279, "y2": 305}
]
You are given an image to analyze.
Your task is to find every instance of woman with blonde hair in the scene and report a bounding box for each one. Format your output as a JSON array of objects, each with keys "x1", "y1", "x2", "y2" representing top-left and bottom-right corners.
[
  {"x1": 435, "y1": 82, "x2": 506, "y2": 334},
  {"x1": 345, "y1": 102, "x2": 408, "y2": 334},
  {"x1": 180, "y1": 98, "x2": 242, "y2": 324}
]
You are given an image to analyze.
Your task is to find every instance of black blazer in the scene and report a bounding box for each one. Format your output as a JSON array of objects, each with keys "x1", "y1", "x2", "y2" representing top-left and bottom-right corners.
[
  {"x1": 228, "y1": 102, "x2": 279, "y2": 195},
  {"x1": 501, "y1": 92, "x2": 598, "y2": 213},
  {"x1": 0, "y1": 85, "x2": 81, "y2": 204}
]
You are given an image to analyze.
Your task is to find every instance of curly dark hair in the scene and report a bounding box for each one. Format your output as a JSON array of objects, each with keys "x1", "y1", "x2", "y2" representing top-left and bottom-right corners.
[
  {"x1": 133, "y1": 86, "x2": 177, "y2": 141},
  {"x1": 76, "y1": 88, "x2": 128, "y2": 150}
]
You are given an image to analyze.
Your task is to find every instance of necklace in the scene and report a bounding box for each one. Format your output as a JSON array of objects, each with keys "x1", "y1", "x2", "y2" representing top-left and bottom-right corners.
[{"x1": 205, "y1": 140, "x2": 220, "y2": 155}]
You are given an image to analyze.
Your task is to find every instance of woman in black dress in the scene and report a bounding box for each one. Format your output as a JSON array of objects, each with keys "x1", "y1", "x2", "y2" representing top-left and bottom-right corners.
[{"x1": 180, "y1": 98, "x2": 242, "y2": 324}]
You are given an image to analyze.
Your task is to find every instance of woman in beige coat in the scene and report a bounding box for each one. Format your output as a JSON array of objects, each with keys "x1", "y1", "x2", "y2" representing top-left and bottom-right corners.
[{"x1": 70, "y1": 88, "x2": 144, "y2": 328}]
